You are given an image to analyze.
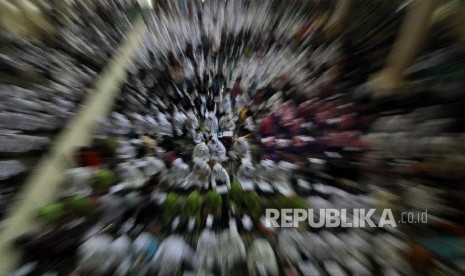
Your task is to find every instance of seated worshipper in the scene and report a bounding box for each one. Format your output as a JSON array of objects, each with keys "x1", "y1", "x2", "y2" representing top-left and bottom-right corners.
[
  {"x1": 186, "y1": 109, "x2": 200, "y2": 137},
  {"x1": 244, "y1": 112, "x2": 255, "y2": 133},
  {"x1": 115, "y1": 139, "x2": 137, "y2": 160},
  {"x1": 272, "y1": 161, "x2": 297, "y2": 197},
  {"x1": 235, "y1": 95, "x2": 249, "y2": 116},
  {"x1": 230, "y1": 137, "x2": 251, "y2": 160},
  {"x1": 219, "y1": 112, "x2": 236, "y2": 132},
  {"x1": 157, "y1": 112, "x2": 173, "y2": 137},
  {"x1": 254, "y1": 159, "x2": 276, "y2": 194},
  {"x1": 247, "y1": 239, "x2": 280, "y2": 276},
  {"x1": 211, "y1": 163, "x2": 230, "y2": 194},
  {"x1": 149, "y1": 235, "x2": 196, "y2": 275},
  {"x1": 166, "y1": 158, "x2": 190, "y2": 188},
  {"x1": 173, "y1": 108, "x2": 188, "y2": 137},
  {"x1": 196, "y1": 229, "x2": 220, "y2": 272},
  {"x1": 110, "y1": 112, "x2": 131, "y2": 136},
  {"x1": 235, "y1": 158, "x2": 256, "y2": 191},
  {"x1": 230, "y1": 77, "x2": 243, "y2": 106},
  {"x1": 218, "y1": 228, "x2": 247, "y2": 273},
  {"x1": 188, "y1": 159, "x2": 211, "y2": 190},
  {"x1": 131, "y1": 112, "x2": 147, "y2": 136},
  {"x1": 139, "y1": 156, "x2": 166, "y2": 178},
  {"x1": 76, "y1": 234, "x2": 115, "y2": 275},
  {"x1": 144, "y1": 114, "x2": 159, "y2": 136},
  {"x1": 207, "y1": 135, "x2": 227, "y2": 162},
  {"x1": 115, "y1": 160, "x2": 146, "y2": 190},
  {"x1": 219, "y1": 92, "x2": 232, "y2": 115},
  {"x1": 192, "y1": 142, "x2": 210, "y2": 163},
  {"x1": 204, "y1": 112, "x2": 218, "y2": 133}
]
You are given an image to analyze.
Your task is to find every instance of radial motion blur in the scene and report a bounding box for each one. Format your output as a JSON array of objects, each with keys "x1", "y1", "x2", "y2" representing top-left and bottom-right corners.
[{"x1": 1, "y1": 0, "x2": 465, "y2": 275}]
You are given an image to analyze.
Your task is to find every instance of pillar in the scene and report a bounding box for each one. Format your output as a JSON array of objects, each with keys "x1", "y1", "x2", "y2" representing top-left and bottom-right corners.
[
  {"x1": 370, "y1": 0, "x2": 443, "y2": 96},
  {"x1": 0, "y1": 17, "x2": 147, "y2": 275}
]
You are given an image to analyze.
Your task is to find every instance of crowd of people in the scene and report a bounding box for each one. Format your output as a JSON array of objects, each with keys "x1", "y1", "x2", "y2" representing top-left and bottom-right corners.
[
  {"x1": 10, "y1": 1, "x2": 397, "y2": 275},
  {"x1": 4, "y1": 0, "x2": 465, "y2": 275},
  {"x1": 0, "y1": 0, "x2": 140, "y2": 228}
]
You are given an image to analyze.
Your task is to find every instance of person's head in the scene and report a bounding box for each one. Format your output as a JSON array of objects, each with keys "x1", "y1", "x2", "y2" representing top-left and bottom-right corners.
[{"x1": 213, "y1": 163, "x2": 223, "y2": 173}]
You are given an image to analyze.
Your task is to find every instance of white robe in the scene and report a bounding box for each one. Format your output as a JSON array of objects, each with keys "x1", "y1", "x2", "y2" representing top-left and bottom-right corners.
[
  {"x1": 157, "y1": 113, "x2": 173, "y2": 137},
  {"x1": 189, "y1": 160, "x2": 211, "y2": 189},
  {"x1": 235, "y1": 159, "x2": 255, "y2": 191},
  {"x1": 232, "y1": 137, "x2": 251, "y2": 160},
  {"x1": 167, "y1": 158, "x2": 190, "y2": 187},
  {"x1": 208, "y1": 136, "x2": 227, "y2": 162},
  {"x1": 247, "y1": 239, "x2": 279, "y2": 276},
  {"x1": 205, "y1": 114, "x2": 219, "y2": 133},
  {"x1": 193, "y1": 142, "x2": 210, "y2": 163},
  {"x1": 219, "y1": 114, "x2": 235, "y2": 132},
  {"x1": 173, "y1": 110, "x2": 187, "y2": 136},
  {"x1": 211, "y1": 163, "x2": 230, "y2": 192}
]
